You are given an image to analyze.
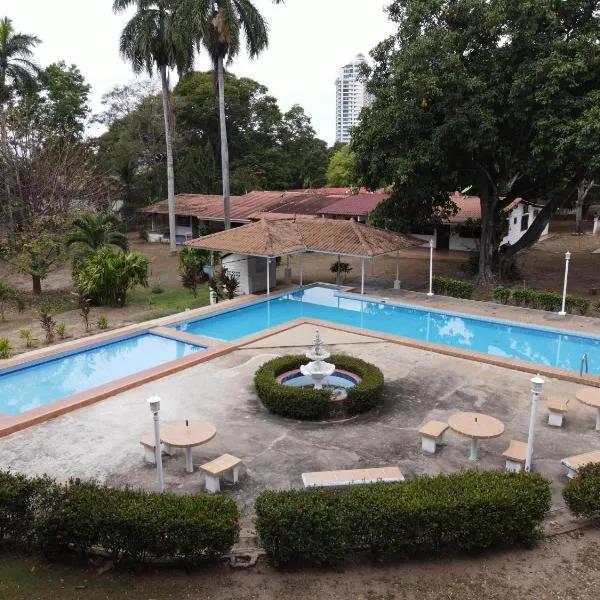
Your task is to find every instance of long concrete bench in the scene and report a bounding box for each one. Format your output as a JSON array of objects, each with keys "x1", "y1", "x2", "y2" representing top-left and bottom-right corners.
[
  {"x1": 302, "y1": 466, "x2": 404, "y2": 488},
  {"x1": 418, "y1": 420, "x2": 449, "y2": 455},
  {"x1": 502, "y1": 440, "x2": 527, "y2": 473},
  {"x1": 546, "y1": 397, "x2": 569, "y2": 427},
  {"x1": 199, "y1": 454, "x2": 242, "y2": 493},
  {"x1": 140, "y1": 435, "x2": 174, "y2": 464},
  {"x1": 561, "y1": 450, "x2": 600, "y2": 479}
]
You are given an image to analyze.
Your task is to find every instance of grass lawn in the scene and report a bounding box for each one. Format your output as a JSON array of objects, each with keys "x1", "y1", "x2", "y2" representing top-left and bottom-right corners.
[{"x1": 128, "y1": 285, "x2": 210, "y2": 322}]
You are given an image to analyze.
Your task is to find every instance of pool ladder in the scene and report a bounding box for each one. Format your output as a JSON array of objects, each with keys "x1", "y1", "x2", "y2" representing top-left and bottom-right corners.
[{"x1": 580, "y1": 353, "x2": 589, "y2": 377}]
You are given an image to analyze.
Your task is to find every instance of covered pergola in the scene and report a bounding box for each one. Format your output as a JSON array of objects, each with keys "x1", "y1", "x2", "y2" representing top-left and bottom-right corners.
[{"x1": 186, "y1": 218, "x2": 420, "y2": 295}]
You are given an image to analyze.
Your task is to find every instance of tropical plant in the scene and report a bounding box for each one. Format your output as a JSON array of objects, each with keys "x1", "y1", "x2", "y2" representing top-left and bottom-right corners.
[
  {"x1": 209, "y1": 267, "x2": 239, "y2": 301},
  {"x1": 330, "y1": 261, "x2": 352, "y2": 283},
  {"x1": 19, "y1": 328, "x2": 36, "y2": 348},
  {"x1": 55, "y1": 322, "x2": 67, "y2": 339},
  {"x1": 181, "y1": 0, "x2": 284, "y2": 229},
  {"x1": 0, "y1": 17, "x2": 41, "y2": 238},
  {"x1": 75, "y1": 246, "x2": 149, "y2": 307},
  {"x1": 38, "y1": 306, "x2": 56, "y2": 343},
  {"x1": 0, "y1": 338, "x2": 11, "y2": 359},
  {"x1": 113, "y1": 0, "x2": 195, "y2": 254},
  {"x1": 0, "y1": 279, "x2": 17, "y2": 321},
  {"x1": 67, "y1": 212, "x2": 128, "y2": 253},
  {"x1": 75, "y1": 289, "x2": 91, "y2": 332},
  {"x1": 96, "y1": 315, "x2": 109, "y2": 330},
  {"x1": 178, "y1": 247, "x2": 209, "y2": 297}
]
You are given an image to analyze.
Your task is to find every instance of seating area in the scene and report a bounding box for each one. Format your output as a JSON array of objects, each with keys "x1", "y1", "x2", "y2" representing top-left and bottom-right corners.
[
  {"x1": 418, "y1": 420, "x2": 449, "y2": 454},
  {"x1": 503, "y1": 440, "x2": 527, "y2": 473},
  {"x1": 302, "y1": 466, "x2": 404, "y2": 488},
  {"x1": 546, "y1": 397, "x2": 569, "y2": 427},
  {"x1": 561, "y1": 450, "x2": 600, "y2": 479}
]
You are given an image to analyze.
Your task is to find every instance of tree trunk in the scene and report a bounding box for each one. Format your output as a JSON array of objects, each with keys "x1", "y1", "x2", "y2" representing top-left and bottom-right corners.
[
  {"x1": 575, "y1": 179, "x2": 594, "y2": 234},
  {"x1": 159, "y1": 65, "x2": 177, "y2": 256},
  {"x1": 32, "y1": 275, "x2": 41, "y2": 295},
  {"x1": 0, "y1": 103, "x2": 14, "y2": 243},
  {"x1": 217, "y1": 56, "x2": 231, "y2": 230},
  {"x1": 476, "y1": 175, "x2": 497, "y2": 284}
]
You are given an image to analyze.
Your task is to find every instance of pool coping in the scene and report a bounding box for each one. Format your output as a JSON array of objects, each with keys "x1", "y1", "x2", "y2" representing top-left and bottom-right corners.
[{"x1": 1, "y1": 284, "x2": 599, "y2": 438}]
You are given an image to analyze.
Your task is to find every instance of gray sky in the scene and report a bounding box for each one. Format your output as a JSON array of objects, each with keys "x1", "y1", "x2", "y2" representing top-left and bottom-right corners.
[{"x1": 5, "y1": 0, "x2": 395, "y2": 145}]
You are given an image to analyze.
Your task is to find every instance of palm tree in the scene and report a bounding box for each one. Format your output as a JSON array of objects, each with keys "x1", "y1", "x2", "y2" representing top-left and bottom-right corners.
[
  {"x1": 67, "y1": 212, "x2": 129, "y2": 253},
  {"x1": 181, "y1": 0, "x2": 283, "y2": 229},
  {"x1": 0, "y1": 17, "x2": 40, "y2": 236},
  {"x1": 113, "y1": 0, "x2": 195, "y2": 254}
]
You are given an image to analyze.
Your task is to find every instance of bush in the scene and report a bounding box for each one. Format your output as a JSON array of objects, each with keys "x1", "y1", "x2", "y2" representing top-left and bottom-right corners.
[
  {"x1": 0, "y1": 338, "x2": 12, "y2": 359},
  {"x1": 38, "y1": 306, "x2": 56, "y2": 343},
  {"x1": 256, "y1": 471, "x2": 551, "y2": 567},
  {"x1": 493, "y1": 286, "x2": 512, "y2": 304},
  {"x1": 432, "y1": 276, "x2": 473, "y2": 299},
  {"x1": 19, "y1": 329, "x2": 37, "y2": 348},
  {"x1": 138, "y1": 229, "x2": 149, "y2": 242},
  {"x1": 254, "y1": 354, "x2": 384, "y2": 420},
  {"x1": 531, "y1": 290, "x2": 562, "y2": 312},
  {"x1": 594, "y1": 299, "x2": 600, "y2": 313},
  {"x1": 511, "y1": 287, "x2": 534, "y2": 307},
  {"x1": 96, "y1": 315, "x2": 109, "y2": 330},
  {"x1": 330, "y1": 261, "x2": 352, "y2": 282},
  {"x1": 55, "y1": 322, "x2": 67, "y2": 339},
  {"x1": 563, "y1": 463, "x2": 600, "y2": 518},
  {"x1": 179, "y1": 248, "x2": 209, "y2": 298}
]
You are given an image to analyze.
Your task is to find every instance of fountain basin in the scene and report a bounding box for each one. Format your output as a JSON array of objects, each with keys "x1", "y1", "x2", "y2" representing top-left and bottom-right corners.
[{"x1": 277, "y1": 369, "x2": 361, "y2": 389}]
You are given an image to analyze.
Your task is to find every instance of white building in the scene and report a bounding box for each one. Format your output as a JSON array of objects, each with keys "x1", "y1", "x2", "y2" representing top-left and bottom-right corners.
[{"x1": 335, "y1": 54, "x2": 371, "y2": 144}]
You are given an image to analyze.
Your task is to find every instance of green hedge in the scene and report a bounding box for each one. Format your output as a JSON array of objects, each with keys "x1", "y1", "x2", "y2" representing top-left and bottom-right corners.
[
  {"x1": 254, "y1": 354, "x2": 384, "y2": 420},
  {"x1": 432, "y1": 276, "x2": 474, "y2": 299},
  {"x1": 0, "y1": 471, "x2": 239, "y2": 565},
  {"x1": 563, "y1": 463, "x2": 600, "y2": 518},
  {"x1": 494, "y1": 287, "x2": 590, "y2": 314},
  {"x1": 256, "y1": 471, "x2": 551, "y2": 567}
]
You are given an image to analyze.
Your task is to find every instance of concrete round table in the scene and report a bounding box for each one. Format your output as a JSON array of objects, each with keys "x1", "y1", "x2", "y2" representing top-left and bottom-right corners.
[
  {"x1": 448, "y1": 412, "x2": 505, "y2": 461},
  {"x1": 576, "y1": 387, "x2": 600, "y2": 432},
  {"x1": 160, "y1": 420, "x2": 216, "y2": 473}
]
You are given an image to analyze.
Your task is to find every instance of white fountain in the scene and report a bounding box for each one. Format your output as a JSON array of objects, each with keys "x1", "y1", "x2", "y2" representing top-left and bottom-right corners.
[{"x1": 300, "y1": 329, "x2": 336, "y2": 389}]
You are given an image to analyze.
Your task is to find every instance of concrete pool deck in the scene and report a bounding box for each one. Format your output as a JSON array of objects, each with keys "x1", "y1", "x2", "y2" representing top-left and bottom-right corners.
[{"x1": 1, "y1": 323, "x2": 598, "y2": 516}]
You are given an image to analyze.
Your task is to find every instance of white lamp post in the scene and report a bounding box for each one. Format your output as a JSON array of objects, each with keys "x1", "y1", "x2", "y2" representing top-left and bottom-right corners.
[
  {"x1": 525, "y1": 375, "x2": 545, "y2": 472},
  {"x1": 427, "y1": 239, "x2": 434, "y2": 296},
  {"x1": 558, "y1": 251, "x2": 571, "y2": 316},
  {"x1": 147, "y1": 396, "x2": 164, "y2": 492}
]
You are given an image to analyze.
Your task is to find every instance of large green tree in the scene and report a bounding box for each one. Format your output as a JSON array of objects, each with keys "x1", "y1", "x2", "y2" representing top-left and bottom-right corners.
[
  {"x1": 114, "y1": 0, "x2": 195, "y2": 254},
  {"x1": 326, "y1": 144, "x2": 355, "y2": 187},
  {"x1": 353, "y1": 0, "x2": 600, "y2": 281}
]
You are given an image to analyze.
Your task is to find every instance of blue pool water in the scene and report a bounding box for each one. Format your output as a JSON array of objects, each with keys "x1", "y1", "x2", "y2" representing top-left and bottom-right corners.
[
  {"x1": 0, "y1": 333, "x2": 204, "y2": 416},
  {"x1": 173, "y1": 286, "x2": 600, "y2": 375}
]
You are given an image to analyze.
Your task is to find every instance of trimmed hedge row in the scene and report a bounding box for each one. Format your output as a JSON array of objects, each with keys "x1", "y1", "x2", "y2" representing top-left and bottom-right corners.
[
  {"x1": 255, "y1": 471, "x2": 551, "y2": 566},
  {"x1": 254, "y1": 354, "x2": 384, "y2": 420},
  {"x1": 563, "y1": 463, "x2": 600, "y2": 518},
  {"x1": 0, "y1": 471, "x2": 239, "y2": 564},
  {"x1": 493, "y1": 286, "x2": 590, "y2": 314},
  {"x1": 432, "y1": 276, "x2": 474, "y2": 299}
]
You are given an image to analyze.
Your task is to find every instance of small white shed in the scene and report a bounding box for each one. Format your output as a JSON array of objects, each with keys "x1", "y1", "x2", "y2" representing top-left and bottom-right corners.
[{"x1": 222, "y1": 254, "x2": 277, "y2": 295}]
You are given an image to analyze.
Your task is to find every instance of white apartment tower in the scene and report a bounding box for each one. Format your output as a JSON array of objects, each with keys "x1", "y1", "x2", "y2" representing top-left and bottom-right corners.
[{"x1": 335, "y1": 54, "x2": 370, "y2": 144}]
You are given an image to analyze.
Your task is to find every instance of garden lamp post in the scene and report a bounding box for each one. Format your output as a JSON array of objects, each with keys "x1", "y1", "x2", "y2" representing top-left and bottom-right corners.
[
  {"x1": 558, "y1": 251, "x2": 571, "y2": 316},
  {"x1": 525, "y1": 375, "x2": 545, "y2": 472},
  {"x1": 148, "y1": 396, "x2": 164, "y2": 492},
  {"x1": 427, "y1": 239, "x2": 434, "y2": 296}
]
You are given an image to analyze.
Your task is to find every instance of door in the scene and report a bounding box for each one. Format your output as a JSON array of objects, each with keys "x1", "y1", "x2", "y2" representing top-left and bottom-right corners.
[{"x1": 436, "y1": 226, "x2": 451, "y2": 251}]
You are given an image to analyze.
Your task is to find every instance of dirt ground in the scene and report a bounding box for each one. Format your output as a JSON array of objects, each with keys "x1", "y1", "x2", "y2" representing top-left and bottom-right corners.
[{"x1": 1, "y1": 527, "x2": 599, "y2": 600}]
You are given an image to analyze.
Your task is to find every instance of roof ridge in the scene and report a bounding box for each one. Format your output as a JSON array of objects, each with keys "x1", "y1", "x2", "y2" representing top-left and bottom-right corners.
[{"x1": 351, "y1": 219, "x2": 374, "y2": 256}]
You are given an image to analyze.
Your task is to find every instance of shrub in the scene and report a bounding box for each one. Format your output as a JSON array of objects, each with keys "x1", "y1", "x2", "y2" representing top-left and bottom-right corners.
[
  {"x1": 151, "y1": 280, "x2": 164, "y2": 294},
  {"x1": 256, "y1": 471, "x2": 551, "y2": 567},
  {"x1": 96, "y1": 315, "x2": 109, "y2": 330},
  {"x1": 493, "y1": 286, "x2": 512, "y2": 304},
  {"x1": 75, "y1": 290, "x2": 91, "y2": 332},
  {"x1": 563, "y1": 463, "x2": 600, "y2": 518},
  {"x1": 19, "y1": 329, "x2": 37, "y2": 348},
  {"x1": 38, "y1": 306, "x2": 56, "y2": 343},
  {"x1": 432, "y1": 276, "x2": 473, "y2": 299},
  {"x1": 511, "y1": 287, "x2": 534, "y2": 307},
  {"x1": 209, "y1": 267, "x2": 240, "y2": 302},
  {"x1": 573, "y1": 296, "x2": 590, "y2": 315},
  {"x1": 0, "y1": 338, "x2": 12, "y2": 359},
  {"x1": 178, "y1": 248, "x2": 209, "y2": 298},
  {"x1": 75, "y1": 246, "x2": 149, "y2": 307},
  {"x1": 432, "y1": 275, "x2": 447, "y2": 295},
  {"x1": 330, "y1": 261, "x2": 352, "y2": 282},
  {"x1": 55, "y1": 322, "x2": 67, "y2": 339},
  {"x1": 254, "y1": 354, "x2": 384, "y2": 420},
  {"x1": 594, "y1": 299, "x2": 600, "y2": 313},
  {"x1": 138, "y1": 229, "x2": 149, "y2": 242},
  {"x1": 531, "y1": 290, "x2": 562, "y2": 312}
]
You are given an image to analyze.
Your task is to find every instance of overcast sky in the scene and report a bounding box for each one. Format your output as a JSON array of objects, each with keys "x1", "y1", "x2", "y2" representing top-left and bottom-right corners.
[{"x1": 5, "y1": 0, "x2": 395, "y2": 145}]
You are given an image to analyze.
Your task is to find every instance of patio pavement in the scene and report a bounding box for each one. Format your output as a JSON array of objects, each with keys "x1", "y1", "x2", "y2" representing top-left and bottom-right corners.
[{"x1": 1, "y1": 324, "x2": 599, "y2": 517}]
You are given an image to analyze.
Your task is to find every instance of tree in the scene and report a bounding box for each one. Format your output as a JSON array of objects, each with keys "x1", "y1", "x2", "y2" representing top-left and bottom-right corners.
[
  {"x1": 0, "y1": 17, "x2": 40, "y2": 237},
  {"x1": 353, "y1": 0, "x2": 600, "y2": 281},
  {"x1": 182, "y1": 0, "x2": 284, "y2": 229},
  {"x1": 178, "y1": 247, "x2": 209, "y2": 297},
  {"x1": 114, "y1": 0, "x2": 195, "y2": 254},
  {"x1": 326, "y1": 144, "x2": 355, "y2": 187}
]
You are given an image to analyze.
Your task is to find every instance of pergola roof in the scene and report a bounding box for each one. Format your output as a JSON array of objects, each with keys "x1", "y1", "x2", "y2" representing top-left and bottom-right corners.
[{"x1": 185, "y1": 218, "x2": 420, "y2": 259}]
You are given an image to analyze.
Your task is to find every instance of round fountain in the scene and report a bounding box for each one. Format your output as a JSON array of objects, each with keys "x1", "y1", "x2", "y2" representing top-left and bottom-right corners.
[{"x1": 300, "y1": 329, "x2": 335, "y2": 389}]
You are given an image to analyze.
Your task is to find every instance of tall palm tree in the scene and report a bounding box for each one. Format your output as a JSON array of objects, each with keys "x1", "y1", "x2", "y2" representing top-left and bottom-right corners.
[
  {"x1": 67, "y1": 212, "x2": 129, "y2": 253},
  {"x1": 0, "y1": 17, "x2": 40, "y2": 236},
  {"x1": 181, "y1": 0, "x2": 283, "y2": 229},
  {"x1": 113, "y1": 0, "x2": 195, "y2": 254}
]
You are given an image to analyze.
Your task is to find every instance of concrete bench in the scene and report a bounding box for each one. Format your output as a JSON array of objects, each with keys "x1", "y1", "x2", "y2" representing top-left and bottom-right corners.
[
  {"x1": 561, "y1": 450, "x2": 600, "y2": 479},
  {"x1": 140, "y1": 435, "x2": 174, "y2": 464},
  {"x1": 199, "y1": 454, "x2": 242, "y2": 493},
  {"x1": 546, "y1": 397, "x2": 569, "y2": 427},
  {"x1": 502, "y1": 440, "x2": 527, "y2": 473},
  {"x1": 302, "y1": 466, "x2": 404, "y2": 488},
  {"x1": 418, "y1": 420, "x2": 449, "y2": 455}
]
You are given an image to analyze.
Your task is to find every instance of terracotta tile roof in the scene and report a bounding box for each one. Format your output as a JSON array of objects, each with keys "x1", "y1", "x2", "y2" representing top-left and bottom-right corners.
[
  {"x1": 446, "y1": 194, "x2": 481, "y2": 223},
  {"x1": 319, "y1": 193, "x2": 388, "y2": 217},
  {"x1": 142, "y1": 194, "x2": 249, "y2": 221},
  {"x1": 186, "y1": 218, "x2": 421, "y2": 258}
]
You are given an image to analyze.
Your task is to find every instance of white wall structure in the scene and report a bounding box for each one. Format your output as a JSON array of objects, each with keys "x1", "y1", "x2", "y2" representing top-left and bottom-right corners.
[
  {"x1": 335, "y1": 54, "x2": 372, "y2": 144},
  {"x1": 222, "y1": 254, "x2": 277, "y2": 295},
  {"x1": 501, "y1": 201, "x2": 549, "y2": 247}
]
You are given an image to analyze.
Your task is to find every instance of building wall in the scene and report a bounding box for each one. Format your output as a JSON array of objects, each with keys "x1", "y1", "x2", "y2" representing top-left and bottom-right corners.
[
  {"x1": 501, "y1": 203, "x2": 549, "y2": 246},
  {"x1": 222, "y1": 254, "x2": 277, "y2": 295}
]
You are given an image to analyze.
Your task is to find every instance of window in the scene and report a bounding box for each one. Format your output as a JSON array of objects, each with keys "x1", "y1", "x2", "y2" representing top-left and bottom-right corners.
[
  {"x1": 522, "y1": 203, "x2": 529, "y2": 214},
  {"x1": 513, "y1": 217, "x2": 517, "y2": 225},
  {"x1": 520, "y1": 214, "x2": 529, "y2": 232},
  {"x1": 176, "y1": 215, "x2": 190, "y2": 227}
]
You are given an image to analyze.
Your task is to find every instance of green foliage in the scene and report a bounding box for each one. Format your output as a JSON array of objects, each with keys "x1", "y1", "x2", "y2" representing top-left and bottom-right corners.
[
  {"x1": 493, "y1": 286, "x2": 512, "y2": 304},
  {"x1": 179, "y1": 248, "x2": 209, "y2": 298},
  {"x1": 75, "y1": 246, "x2": 149, "y2": 307},
  {"x1": 431, "y1": 276, "x2": 473, "y2": 299},
  {"x1": 0, "y1": 338, "x2": 12, "y2": 359},
  {"x1": 594, "y1": 299, "x2": 600, "y2": 312},
  {"x1": 256, "y1": 471, "x2": 551, "y2": 567},
  {"x1": 507, "y1": 288, "x2": 589, "y2": 314},
  {"x1": 38, "y1": 306, "x2": 56, "y2": 343},
  {"x1": 0, "y1": 279, "x2": 18, "y2": 321},
  {"x1": 330, "y1": 261, "x2": 352, "y2": 282},
  {"x1": 96, "y1": 316, "x2": 109, "y2": 330},
  {"x1": 511, "y1": 287, "x2": 535, "y2": 307},
  {"x1": 209, "y1": 267, "x2": 240, "y2": 302},
  {"x1": 75, "y1": 290, "x2": 91, "y2": 332},
  {"x1": 563, "y1": 463, "x2": 600, "y2": 518},
  {"x1": 55, "y1": 323, "x2": 67, "y2": 339},
  {"x1": 254, "y1": 354, "x2": 384, "y2": 420},
  {"x1": 326, "y1": 144, "x2": 355, "y2": 187},
  {"x1": 67, "y1": 213, "x2": 128, "y2": 259},
  {"x1": 0, "y1": 471, "x2": 239, "y2": 564},
  {"x1": 19, "y1": 329, "x2": 36, "y2": 348},
  {"x1": 138, "y1": 229, "x2": 149, "y2": 242}
]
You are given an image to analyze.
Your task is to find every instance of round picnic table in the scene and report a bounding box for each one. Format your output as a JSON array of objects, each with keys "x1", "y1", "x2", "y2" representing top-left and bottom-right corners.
[
  {"x1": 160, "y1": 420, "x2": 216, "y2": 473},
  {"x1": 575, "y1": 387, "x2": 600, "y2": 432},
  {"x1": 448, "y1": 412, "x2": 505, "y2": 461}
]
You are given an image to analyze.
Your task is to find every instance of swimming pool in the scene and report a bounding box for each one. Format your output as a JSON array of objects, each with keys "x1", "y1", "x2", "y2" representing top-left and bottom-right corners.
[
  {"x1": 172, "y1": 285, "x2": 600, "y2": 375},
  {"x1": 0, "y1": 332, "x2": 205, "y2": 416}
]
